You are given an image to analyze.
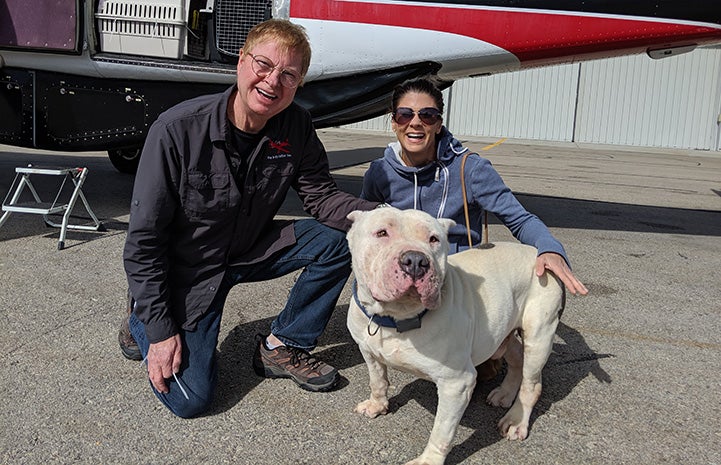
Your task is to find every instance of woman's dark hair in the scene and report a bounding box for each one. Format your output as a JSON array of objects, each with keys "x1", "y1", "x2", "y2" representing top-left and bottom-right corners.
[{"x1": 390, "y1": 78, "x2": 445, "y2": 113}]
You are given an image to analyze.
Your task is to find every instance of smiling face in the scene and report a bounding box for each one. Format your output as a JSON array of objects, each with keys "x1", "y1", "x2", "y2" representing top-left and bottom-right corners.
[
  {"x1": 392, "y1": 91, "x2": 443, "y2": 167},
  {"x1": 232, "y1": 40, "x2": 304, "y2": 133}
]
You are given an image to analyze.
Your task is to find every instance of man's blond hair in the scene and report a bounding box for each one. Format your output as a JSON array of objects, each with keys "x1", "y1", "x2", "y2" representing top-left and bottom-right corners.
[{"x1": 242, "y1": 19, "x2": 312, "y2": 78}]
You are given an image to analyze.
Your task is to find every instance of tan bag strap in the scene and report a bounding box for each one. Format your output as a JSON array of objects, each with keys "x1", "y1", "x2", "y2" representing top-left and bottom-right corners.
[{"x1": 460, "y1": 152, "x2": 488, "y2": 248}]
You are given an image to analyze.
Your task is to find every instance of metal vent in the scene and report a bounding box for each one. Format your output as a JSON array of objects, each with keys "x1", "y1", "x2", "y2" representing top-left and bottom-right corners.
[{"x1": 215, "y1": 0, "x2": 271, "y2": 57}]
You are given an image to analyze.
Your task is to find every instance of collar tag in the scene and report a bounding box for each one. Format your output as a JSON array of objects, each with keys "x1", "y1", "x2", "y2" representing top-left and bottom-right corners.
[{"x1": 395, "y1": 315, "x2": 424, "y2": 332}]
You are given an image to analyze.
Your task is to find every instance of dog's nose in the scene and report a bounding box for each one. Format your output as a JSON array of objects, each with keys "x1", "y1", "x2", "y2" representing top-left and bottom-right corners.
[{"x1": 399, "y1": 251, "x2": 430, "y2": 280}]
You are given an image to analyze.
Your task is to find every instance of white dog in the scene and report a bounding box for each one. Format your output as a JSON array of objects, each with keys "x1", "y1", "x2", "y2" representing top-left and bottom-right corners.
[{"x1": 346, "y1": 207, "x2": 565, "y2": 465}]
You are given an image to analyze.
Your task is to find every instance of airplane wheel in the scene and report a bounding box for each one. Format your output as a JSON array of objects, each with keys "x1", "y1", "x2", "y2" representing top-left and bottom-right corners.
[{"x1": 108, "y1": 148, "x2": 142, "y2": 174}]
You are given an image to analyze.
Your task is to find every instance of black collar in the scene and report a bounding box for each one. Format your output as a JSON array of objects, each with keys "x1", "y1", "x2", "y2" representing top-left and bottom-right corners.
[{"x1": 352, "y1": 280, "x2": 428, "y2": 333}]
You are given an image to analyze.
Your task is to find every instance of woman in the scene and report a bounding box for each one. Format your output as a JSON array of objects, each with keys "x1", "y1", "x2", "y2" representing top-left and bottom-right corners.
[{"x1": 361, "y1": 78, "x2": 587, "y2": 296}]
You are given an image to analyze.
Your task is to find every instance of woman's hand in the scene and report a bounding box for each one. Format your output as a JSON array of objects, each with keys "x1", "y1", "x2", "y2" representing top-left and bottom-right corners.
[{"x1": 535, "y1": 252, "x2": 588, "y2": 296}]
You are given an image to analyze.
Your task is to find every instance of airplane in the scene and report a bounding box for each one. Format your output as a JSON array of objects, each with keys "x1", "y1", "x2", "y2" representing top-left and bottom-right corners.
[{"x1": 2, "y1": 0, "x2": 720, "y2": 173}]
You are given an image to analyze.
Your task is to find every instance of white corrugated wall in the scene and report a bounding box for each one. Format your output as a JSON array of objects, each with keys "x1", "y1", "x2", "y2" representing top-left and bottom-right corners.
[
  {"x1": 447, "y1": 64, "x2": 578, "y2": 141},
  {"x1": 342, "y1": 48, "x2": 721, "y2": 152},
  {"x1": 575, "y1": 49, "x2": 721, "y2": 150}
]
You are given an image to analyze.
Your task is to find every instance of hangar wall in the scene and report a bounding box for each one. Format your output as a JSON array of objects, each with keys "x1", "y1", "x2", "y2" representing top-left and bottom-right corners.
[{"x1": 344, "y1": 47, "x2": 721, "y2": 152}]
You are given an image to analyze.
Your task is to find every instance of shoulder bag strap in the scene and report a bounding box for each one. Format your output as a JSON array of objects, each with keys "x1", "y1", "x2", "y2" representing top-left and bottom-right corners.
[{"x1": 460, "y1": 152, "x2": 489, "y2": 247}]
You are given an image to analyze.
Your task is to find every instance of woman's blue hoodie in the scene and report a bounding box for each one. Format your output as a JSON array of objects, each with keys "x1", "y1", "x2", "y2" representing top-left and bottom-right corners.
[{"x1": 361, "y1": 127, "x2": 568, "y2": 262}]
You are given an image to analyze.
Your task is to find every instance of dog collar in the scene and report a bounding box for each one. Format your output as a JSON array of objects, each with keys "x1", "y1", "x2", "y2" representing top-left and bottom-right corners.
[{"x1": 352, "y1": 279, "x2": 428, "y2": 334}]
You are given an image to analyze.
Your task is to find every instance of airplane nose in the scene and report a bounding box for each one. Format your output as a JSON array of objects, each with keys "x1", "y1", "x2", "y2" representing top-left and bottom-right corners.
[{"x1": 399, "y1": 251, "x2": 430, "y2": 280}]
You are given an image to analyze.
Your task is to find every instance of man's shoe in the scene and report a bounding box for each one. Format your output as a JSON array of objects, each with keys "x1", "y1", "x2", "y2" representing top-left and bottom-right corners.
[
  {"x1": 118, "y1": 289, "x2": 142, "y2": 361},
  {"x1": 253, "y1": 334, "x2": 339, "y2": 392}
]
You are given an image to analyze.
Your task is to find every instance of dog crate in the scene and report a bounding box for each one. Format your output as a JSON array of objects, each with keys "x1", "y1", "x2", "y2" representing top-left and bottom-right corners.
[
  {"x1": 96, "y1": 0, "x2": 187, "y2": 59},
  {"x1": 214, "y1": 0, "x2": 270, "y2": 58}
]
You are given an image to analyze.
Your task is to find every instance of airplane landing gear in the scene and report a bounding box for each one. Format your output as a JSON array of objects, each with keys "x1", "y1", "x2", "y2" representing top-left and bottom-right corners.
[{"x1": 108, "y1": 148, "x2": 141, "y2": 174}]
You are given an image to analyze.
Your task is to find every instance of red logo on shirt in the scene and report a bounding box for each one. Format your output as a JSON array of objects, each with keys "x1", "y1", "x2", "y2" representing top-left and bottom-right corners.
[{"x1": 269, "y1": 139, "x2": 291, "y2": 154}]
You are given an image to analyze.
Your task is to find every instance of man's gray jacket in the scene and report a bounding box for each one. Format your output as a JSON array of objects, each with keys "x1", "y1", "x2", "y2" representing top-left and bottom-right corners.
[{"x1": 123, "y1": 85, "x2": 377, "y2": 343}]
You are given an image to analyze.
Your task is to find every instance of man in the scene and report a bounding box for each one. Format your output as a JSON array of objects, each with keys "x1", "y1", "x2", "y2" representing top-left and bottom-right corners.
[{"x1": 118, "y1": 19, "x2": 378, "y2": 418}]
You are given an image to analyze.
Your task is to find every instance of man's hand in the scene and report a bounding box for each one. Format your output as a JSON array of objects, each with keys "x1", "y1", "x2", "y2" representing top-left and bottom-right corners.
[
  {"x1": 146, "y1": 334, "x2": 182, "y2": 393},
  {"x1": 535, "y1": 252, "x2": 589, "y2": 296}
]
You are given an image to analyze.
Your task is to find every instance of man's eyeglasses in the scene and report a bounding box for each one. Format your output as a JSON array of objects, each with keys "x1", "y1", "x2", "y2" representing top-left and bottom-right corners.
[
  {"x1": 247, "y1": 53, "x2": 302, "y2": 88},
  {"x1": 392, "y1": 107, "x2": 442, "y2": 126}
]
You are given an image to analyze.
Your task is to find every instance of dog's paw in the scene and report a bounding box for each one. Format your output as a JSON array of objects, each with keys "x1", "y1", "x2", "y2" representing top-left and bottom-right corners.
[
  {"x1": 404, "y1": 458, "x2": 437, "y2": 465},
  {"x1": 502, "y1": 423, "x2": 529, "y2": 441},
  {"x1": 487, "y1": 386, "x2": 516, "y2": 408},
  {"x1": 354, "y1": 399, "x2": 388, "y2": 418},
  {"x1": 498, "y1": 410, "x2": 529, "y2": 441}
]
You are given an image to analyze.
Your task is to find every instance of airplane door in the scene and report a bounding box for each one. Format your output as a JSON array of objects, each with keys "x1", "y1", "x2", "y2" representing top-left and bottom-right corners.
[
  {"x1": 0, "y1": 0, "x2": 83, "y2": 148},
  {"x1": 0, "y1": 0, "x2": 80, "y2": 53}
]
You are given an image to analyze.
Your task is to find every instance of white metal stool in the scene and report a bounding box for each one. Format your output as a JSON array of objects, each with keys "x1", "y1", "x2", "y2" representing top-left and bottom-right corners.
[{"x1": 0, "y1": 165, "x2": 105, "y2": 250}]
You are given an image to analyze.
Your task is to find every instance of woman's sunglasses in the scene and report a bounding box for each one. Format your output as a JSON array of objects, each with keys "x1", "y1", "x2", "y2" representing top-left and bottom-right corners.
[{"x1": 392, "y1": 107, "x2": 442, "y2": 126}]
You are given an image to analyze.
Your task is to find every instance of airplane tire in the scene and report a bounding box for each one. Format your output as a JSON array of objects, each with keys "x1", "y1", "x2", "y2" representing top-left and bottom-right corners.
[{"x1": 108, "y1": 148, "x2": 142, "y2": 174}]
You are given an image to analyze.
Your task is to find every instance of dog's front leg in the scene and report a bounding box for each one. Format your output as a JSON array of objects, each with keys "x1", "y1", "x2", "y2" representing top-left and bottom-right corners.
[
  {"x1": 407, "y1": 370, "x2": 476, "y2": 465},
  {"x1": 355, "y1": 349, "x2": 390, "y2": 418}
]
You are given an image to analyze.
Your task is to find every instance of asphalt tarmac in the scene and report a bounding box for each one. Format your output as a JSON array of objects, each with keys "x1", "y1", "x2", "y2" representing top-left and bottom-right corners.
[{"x1": 1, "y1": 129, "x2": 720, "y2": 465}]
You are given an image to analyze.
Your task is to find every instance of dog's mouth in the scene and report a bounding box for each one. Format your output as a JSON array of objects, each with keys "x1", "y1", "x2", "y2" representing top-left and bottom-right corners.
[
  {"x1": 361, "y1": 252, "x2": 443, "y2": 309},
  {"x1": 370, "y1": 281, "x2": 422, "y2": 303},
  {"x1": 370, "y1": 286, "x2": 417, "y2": 303},
  {"x1": 376, "y1": 278, "x2": 441, "y2": 310},
  {"x1": 402, "y1": 286, "x2": 422, "y2": 301}
]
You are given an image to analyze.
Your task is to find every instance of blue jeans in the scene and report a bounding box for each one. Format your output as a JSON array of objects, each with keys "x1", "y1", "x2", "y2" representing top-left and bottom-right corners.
[{"x1": 129, "y1": 219, "x2": 352, "y2": 418}]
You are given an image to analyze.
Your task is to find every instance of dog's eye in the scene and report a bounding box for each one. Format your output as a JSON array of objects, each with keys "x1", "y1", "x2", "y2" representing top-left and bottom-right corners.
[
  {"x1": 429, "y1": 235, "x2": 439, "y2": 243},
  {"x1": 375, "y1": 229, "x2": 388, "y2": 238}
]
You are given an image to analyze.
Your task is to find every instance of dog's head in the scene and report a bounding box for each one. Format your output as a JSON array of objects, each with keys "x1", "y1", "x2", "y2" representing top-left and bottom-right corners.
[{"x1": 347, "y1": 207, "x2": 455, "y2": 316}]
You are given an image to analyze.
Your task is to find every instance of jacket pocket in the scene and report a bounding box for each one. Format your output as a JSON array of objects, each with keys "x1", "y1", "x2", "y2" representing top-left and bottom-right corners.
[{"x1": 183, "y1": 171, "x2": 230, "y2": 218}]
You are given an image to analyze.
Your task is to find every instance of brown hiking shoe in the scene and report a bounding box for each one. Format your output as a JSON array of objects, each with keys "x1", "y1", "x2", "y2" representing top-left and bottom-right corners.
[
  {"x1": 118, "y1": 289, "x2": 142, "y2": 361},
  {"x1": 252, "y1": 334, "x2": 338, "y2": 392}
]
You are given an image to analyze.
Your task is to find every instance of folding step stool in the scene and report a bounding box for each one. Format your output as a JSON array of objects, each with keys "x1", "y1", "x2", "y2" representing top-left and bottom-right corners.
[{"x1": 0, "y1": 165, "x2": 105, "y2": 250}]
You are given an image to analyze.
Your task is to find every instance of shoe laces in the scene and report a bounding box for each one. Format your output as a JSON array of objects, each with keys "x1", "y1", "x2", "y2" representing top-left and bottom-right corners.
[{"x1": 285, "y1": 346, "x2": 323, "y2": 369}]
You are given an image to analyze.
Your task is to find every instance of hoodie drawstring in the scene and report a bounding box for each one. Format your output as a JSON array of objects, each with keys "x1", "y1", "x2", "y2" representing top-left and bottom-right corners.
[{"x1": 412, "y1": 172, "x2": 419, "y2": 210}]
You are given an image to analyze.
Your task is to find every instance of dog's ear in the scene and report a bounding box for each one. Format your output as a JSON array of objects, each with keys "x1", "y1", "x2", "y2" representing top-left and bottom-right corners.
[
  {"x1": 437, "y1": 218, "x2": 455, "y2": 233},
  {"x1": 347, "y1": 210, "x2": 365, "y2": 223}
]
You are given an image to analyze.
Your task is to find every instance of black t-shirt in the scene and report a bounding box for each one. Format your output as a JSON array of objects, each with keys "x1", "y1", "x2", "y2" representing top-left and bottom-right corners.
[{"x1": 229, "y1": 125, "x2": 264, "y2": 184}]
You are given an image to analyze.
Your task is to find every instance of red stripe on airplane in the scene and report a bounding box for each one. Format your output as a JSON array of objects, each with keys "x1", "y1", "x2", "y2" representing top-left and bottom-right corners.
[{"x1": 290, "y1": 1, "x2": 721, "y2": 62}]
